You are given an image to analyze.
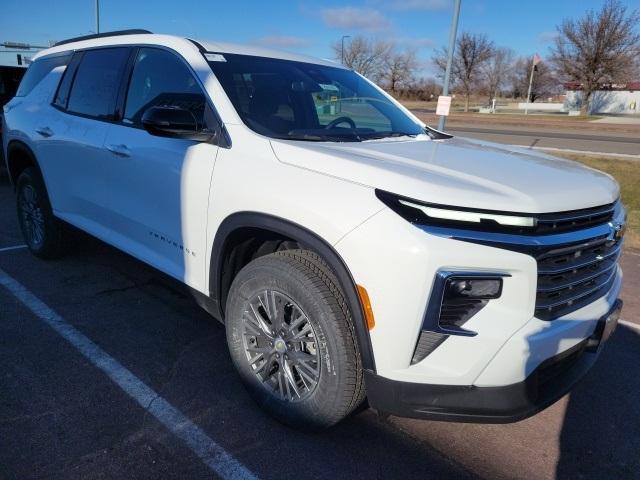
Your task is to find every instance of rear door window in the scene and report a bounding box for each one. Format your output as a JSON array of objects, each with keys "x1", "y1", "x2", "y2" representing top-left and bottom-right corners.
[
  {"x1": 15, "y1": 53, "x2": 72, "y2": 97},
  {"x1": 67, "y1": 47, "x2": 130, "y2": 119}
]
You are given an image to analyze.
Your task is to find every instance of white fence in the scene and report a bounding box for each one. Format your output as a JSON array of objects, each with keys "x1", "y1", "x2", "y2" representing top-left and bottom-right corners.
[{"x1": 516, "y1": 102, "x2": 565, "y2": 112}]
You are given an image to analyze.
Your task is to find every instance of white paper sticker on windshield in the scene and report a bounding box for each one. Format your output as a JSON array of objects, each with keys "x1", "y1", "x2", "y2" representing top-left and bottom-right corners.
[{"x1": 205, "y1": 53, "x2": 226, "y2": 62}]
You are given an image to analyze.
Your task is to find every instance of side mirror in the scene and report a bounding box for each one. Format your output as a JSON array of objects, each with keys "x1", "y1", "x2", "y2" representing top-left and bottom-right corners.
[{"x1": 141, "y1": 106, "x2": 214, "y2": 141}]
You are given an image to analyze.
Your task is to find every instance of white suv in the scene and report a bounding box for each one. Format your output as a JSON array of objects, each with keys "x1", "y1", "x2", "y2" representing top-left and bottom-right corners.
[{"x1": 2, "y1": 30, "x2": 625, "y2": 429}]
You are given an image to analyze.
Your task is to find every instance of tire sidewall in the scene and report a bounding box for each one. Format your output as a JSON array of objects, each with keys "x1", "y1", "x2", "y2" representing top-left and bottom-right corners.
[{"x1": 226, "y1": 256, "x2": 349, "y2": 428}]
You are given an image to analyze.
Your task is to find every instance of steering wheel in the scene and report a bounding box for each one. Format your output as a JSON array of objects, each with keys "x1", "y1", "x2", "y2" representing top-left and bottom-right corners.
[{"x1": 324, "y1": 116, "x2": 356, "y2": 130}]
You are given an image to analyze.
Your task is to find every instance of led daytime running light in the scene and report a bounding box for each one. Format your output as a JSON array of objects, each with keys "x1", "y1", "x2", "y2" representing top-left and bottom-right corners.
[{"x1": 399, "y1": 200, "x2": 537, "y2": 227}]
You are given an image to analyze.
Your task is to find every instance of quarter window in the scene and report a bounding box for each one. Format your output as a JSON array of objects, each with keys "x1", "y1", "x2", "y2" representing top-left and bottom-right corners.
[
  {"x1": 15, "y1": 53, "x2": 72, "y2": 97},
  {"x1": 66, "y1": 48, "x2": 129, "y2": 119},
  {"x1": 124, "y1": 48, "x2": 206, "y2": 128}
]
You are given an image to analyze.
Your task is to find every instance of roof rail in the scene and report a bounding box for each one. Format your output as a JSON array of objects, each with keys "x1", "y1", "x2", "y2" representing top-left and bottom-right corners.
[
  {"x1": 54, "y1": 29, "x2": 152, "y2": 47},
  {"x1": 188, "y1": 38, "x2": 207, "y2": 53}
]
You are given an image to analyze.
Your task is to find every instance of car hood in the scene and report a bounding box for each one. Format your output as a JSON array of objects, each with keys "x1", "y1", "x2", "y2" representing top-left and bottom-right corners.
[{"x1": 270, "y1": 135, "x2": 619, "y2": 213}]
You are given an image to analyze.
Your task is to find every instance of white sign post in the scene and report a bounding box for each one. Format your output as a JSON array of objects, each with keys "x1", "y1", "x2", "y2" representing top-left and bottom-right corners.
[{"x1": 436, "y1": 95, "x2": 452, "y2": 117}]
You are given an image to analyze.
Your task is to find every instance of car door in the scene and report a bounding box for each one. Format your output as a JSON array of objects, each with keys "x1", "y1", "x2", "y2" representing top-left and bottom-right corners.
[
  {"x1": 41, "y1": 47, "x2": 131, "y2": 240},
  {"x1": 101, "y1": 47, "x2": 219, "y2": 287}
]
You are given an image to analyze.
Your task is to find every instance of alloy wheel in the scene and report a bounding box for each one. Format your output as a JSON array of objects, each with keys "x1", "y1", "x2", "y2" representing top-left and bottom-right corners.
[
  {"x1": 19, "y1": 184, "x2": 45, "y2": 248},
  {"x1": 241, "y1": 289, "x2": 320, "y2": 402}
]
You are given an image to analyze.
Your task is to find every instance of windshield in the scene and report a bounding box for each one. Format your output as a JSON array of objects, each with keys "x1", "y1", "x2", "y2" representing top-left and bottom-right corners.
[{"x1": 207, "y1": 53, "x2": 424, "y2": 142}]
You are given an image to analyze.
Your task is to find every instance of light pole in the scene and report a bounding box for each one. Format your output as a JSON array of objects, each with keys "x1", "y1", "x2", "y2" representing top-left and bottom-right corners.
[
  {"x1": 95, "y1": 0, "x2": 100, "y2": 34},
  {"x1": 438, "y1": 0, "x2": 461, "y2": 131},
  {"x1": 524, "y1": 54, "x2": 540, "y2": 115},
  {"x1": 341, "y1": 35, "x2": 351, "y2": 65}
]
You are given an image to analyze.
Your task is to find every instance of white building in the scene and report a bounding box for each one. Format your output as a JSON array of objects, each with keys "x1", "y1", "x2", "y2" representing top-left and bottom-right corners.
[{"x1": 565, "y1": 82, "x2": 640, "y2": 114}]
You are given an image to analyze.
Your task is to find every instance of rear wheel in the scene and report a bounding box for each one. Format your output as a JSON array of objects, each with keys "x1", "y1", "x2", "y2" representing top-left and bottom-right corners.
[
  {"x1": 16, "y1": 167, "x2": 65, "y2": 259},
  {"x1": 225, "y1": 249, "x2": 365, "y2": 429}
]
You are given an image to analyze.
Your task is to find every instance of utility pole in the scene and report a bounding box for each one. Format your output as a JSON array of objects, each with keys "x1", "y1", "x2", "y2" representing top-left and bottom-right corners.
[
  {"x1": 438, "y1": 0, "x2": 461, "y2": 131},
  {"x1": 95, "y1": 0, "x2": 100, "y2": 34},
  {"x1": 525, "y1": 54, "x2": 541, "y2": 115},
  {"x1": 524, "y1": 65, "x2": 534, "y2": 114},
  {"x1": 341, "y1": 35, "x2": 351, "y2": 65}
]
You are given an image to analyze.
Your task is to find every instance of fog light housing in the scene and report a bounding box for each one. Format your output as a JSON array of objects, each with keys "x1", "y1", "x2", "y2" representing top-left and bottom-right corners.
[
  {"x1": 411, "y1": 272, "x2": 507, "y2": 365},
  {"x1": 439, "y1": 277, "x2": 502, "y2": 330},
  {"x1": 445, "y1": 278, "x2": 503, "y2": 300}
]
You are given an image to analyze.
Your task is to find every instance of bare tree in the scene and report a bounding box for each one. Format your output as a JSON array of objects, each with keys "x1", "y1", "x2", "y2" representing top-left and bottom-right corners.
[
  {"x1": 382, "y1": 49, "x2": 419, "y2": 92},
  {"x1": 331, "y1": 35, "x2": 393, "y2": 80},
  {"x1": 483, "y1": 47, "x2": 515, "y2": 101},
  {"x1": 433, "y1": 32, "x2": 494, "y2": 111},
  {"x1": 394, "y1": 77, "x2": 441, "y2": 101},
  {"x1": 550, "y1": 0, "x2": 640, "y2": 114},
  {"x1": 414, "y1": 77, "x2": 442, "y2": 100},
  {"x1": 509, "y1": 56, "x2": 558, "y2": 102}
]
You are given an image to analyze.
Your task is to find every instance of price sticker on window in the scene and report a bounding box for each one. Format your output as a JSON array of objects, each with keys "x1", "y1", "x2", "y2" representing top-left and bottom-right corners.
[{"x1": 204, "y1": 53, "x2": 226, "y2": 62}]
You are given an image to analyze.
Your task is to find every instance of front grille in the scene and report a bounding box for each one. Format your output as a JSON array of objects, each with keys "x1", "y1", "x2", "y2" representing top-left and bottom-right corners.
[
  {"x1": 535, "y1": 235, "x2": 622, "y2": 320},
  {"x1": 534, "y1": 202, "x2": 616, "y2": 234}
]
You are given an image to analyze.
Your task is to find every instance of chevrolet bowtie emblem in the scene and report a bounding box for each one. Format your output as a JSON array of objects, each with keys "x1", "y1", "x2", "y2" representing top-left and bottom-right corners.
[{"x1": 608, "y1": 222, "x2": 625, "y2": 242}]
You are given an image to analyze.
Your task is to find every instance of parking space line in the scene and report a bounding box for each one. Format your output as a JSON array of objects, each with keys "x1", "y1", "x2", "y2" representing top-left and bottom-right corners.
[
  {"x1": 0, "y1": 268, "x2": 258, "y2": 480},
  {"x1": 620, "y1": 319, "x2": 640, "y2": 332},
  {"x1": 0, "y1": 244, "x2": 27, "y2": 253}
]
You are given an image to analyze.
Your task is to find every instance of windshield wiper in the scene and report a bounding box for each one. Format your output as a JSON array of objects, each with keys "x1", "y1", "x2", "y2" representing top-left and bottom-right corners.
[
  {"x1": 275, "y1": 132, "x2": 362, "y2": 142},
  {"x1": 360, "y1": 131, "x2": 418, "y2": 140}
]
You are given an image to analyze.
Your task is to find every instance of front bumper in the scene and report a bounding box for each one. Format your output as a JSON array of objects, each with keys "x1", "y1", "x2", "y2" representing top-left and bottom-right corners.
[{"x1": 366, "y1": 299, "x2": 622, "y2": 423}]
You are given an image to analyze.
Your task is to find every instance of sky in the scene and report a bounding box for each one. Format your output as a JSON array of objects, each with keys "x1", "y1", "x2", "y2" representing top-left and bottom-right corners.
[{"x1": 1, "y1": 0, "x2": 638, "y2": 74}]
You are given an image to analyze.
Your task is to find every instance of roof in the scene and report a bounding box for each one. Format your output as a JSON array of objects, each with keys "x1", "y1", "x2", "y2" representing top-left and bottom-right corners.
[
  {"x1": 33, "y1": 32, "x2": 344, "y2": 69},
  {"x1": 195, "y1": 39, "x2": 344, "y2": 68}
]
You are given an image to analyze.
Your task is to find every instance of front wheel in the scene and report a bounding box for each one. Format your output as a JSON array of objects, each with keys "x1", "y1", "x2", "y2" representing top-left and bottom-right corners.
[{"x1": 225, "y1": 249, "x2": 365, "y2": 429}]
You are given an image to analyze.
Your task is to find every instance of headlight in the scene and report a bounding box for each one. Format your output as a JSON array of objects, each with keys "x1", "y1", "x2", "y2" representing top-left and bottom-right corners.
[
  {"x1": 375, "y1": 189, "x2": 536, "y2": 231},
  {"x1": 398, "y1": 199, "x2": 536, "y2": 227}
]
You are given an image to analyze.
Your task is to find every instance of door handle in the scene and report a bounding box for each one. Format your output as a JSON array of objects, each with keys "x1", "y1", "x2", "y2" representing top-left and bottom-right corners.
[
  {"x1": 106, "y1": 144, "x2": 131, "y2": 157},
  {"x1": 35, "y1": 126, "x2": 53, "y2": 138}
]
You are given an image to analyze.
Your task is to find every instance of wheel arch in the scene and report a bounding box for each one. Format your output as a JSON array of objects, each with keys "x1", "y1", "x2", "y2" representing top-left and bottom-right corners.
[
  {"x1": 209, "y1": 211, "x2": 376, "y2": 372},
  {"x1": 6, "y1": 140, "x2": 43, "y2": 188}
]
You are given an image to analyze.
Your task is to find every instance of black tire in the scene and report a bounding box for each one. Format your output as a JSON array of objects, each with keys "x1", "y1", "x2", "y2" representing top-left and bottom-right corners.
[
  {"x1": 225, "y1": 249, "x2": 366, "y2": 430},
  {"x1": 16, "y1": 167, "x2": 66, "y2": 259}
]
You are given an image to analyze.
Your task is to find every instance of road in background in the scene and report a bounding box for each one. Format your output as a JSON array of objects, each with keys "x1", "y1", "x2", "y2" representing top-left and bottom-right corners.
[
  {"x1": 411, "y1": 110, "x2": 640, "y2": 156},
  {"x1": 447, "y1": 125, "x2": 640, "y2": 156},
  {"x1": 0, "y1": 173, "x2": 639, "y2": 480}
]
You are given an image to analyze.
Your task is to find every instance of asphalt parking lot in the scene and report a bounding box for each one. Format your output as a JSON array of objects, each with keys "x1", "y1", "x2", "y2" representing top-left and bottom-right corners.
[{"x1": 1, "y1": 169, "x2": 639, "y2": 480}]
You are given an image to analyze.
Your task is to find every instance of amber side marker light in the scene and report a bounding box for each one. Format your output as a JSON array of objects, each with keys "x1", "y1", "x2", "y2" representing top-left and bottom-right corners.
[{"x1": 356, "y1": 284, "x2": 375, "y2": 330}]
